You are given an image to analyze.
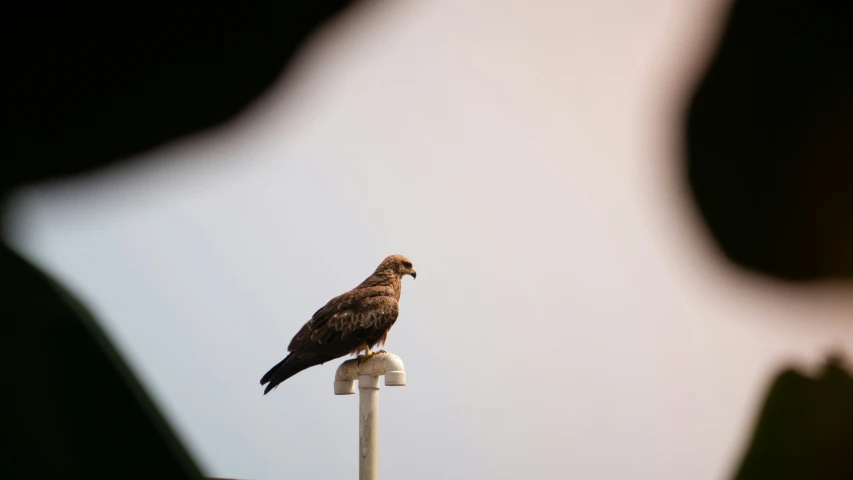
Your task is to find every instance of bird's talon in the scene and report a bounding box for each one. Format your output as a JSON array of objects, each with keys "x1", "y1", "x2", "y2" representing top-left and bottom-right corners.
[{"x1": 358, "y1": 349, "x2": 380, "y2": 365}]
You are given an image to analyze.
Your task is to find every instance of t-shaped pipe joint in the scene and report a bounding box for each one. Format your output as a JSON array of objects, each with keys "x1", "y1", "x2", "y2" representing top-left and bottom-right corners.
[{"x1": 334, "y1": 352, "x2": 407, "y2": 394}]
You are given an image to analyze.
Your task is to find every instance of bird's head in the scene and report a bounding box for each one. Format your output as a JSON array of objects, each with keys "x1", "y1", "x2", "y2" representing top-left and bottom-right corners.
[{"x1": 377, "y1": 254, "x2": 417, "y2": 279}]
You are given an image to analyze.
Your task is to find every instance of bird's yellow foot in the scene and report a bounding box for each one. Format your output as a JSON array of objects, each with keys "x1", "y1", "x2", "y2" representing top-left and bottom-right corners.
[
  {"x1": 358, "y1": 347, "x2": 375, "y2": 365},
  {"x1": 375, "y1": 350, "x2": 387, "y2": 355}
]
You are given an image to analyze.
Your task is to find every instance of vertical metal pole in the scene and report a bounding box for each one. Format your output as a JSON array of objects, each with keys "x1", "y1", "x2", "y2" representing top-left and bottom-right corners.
[{"x1": 359, "y1": 374, "x2": 380, "y2": 480}]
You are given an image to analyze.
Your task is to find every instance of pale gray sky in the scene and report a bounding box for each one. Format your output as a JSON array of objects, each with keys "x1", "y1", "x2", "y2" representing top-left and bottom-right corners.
[{"x1": 6, "y1": 0, "x2": 853, "y2": 479}]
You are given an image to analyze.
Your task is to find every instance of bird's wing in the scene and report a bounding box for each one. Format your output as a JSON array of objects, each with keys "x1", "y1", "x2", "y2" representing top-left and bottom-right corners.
[{"x1": 287, "y1": 287, "x2": 398, "y2": 355}]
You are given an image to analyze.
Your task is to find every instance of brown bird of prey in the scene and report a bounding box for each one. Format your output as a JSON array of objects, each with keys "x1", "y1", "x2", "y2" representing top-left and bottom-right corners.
[{"x1": 260, "y1": 254, "x2": 416, "y2": 394}]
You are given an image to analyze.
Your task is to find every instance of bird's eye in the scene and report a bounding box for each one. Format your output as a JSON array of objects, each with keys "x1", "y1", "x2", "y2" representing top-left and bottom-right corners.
[{"x1": 402, "y1": 261, "x2": 412, "y2": 269}]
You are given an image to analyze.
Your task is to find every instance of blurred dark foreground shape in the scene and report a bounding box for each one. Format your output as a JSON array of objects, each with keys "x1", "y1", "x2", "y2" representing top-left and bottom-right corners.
[
  {"x1": 685, "y1": 0, "x2": 853, "y2": 478},
  {"x1": 686, "y1": 0, "x2": 853, "y2": 282},
  {"x1": 732, "y1": 356, "x2": 853, "y2": 480},
  {"x1": 1, "y1": 1, "x2": 356, "y2": 478},
  {"x1": 1, "y1": 0, "x2": 852, "y2": 478}
]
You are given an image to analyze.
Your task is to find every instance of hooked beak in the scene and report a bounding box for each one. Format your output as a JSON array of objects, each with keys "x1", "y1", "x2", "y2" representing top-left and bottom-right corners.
[{"x1": 410, "y1": 271, "x2": 417, "y2": 280}]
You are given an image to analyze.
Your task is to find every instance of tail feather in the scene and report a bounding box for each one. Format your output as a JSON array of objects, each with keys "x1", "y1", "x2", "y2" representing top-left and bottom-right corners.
[
  {"x1": 260, "y1": 353, "x2": 319, "y2": 395},
  {"x1": 260, "y1": 354, "x2": 291, "y2": 386}
]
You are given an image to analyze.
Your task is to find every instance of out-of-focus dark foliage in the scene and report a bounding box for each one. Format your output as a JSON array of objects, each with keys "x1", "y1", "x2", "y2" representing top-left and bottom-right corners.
[
  {"x1": 0, "y1": 245, "x2": 205, "y2": 478},
  {"x1": 686, "y1": 0, "x2": 853, "y2": 282},
  {"x1": 686, "y1": 0, "x2": 853, "y2": 478},
  {"x1": 2, "y1": 0, "x2": 355, "y2": 192},
  {"x1": 1, "y1": 1, "x2": 355, "y2": 479},
  {"x1": 733, "y1": 356, "x2": 853, "y2": 480}
]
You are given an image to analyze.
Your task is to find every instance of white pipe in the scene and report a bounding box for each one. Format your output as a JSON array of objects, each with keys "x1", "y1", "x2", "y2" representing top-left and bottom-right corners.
[
  {"x1": 359, "y1": 374, "x2": 379, "y2": 480},
  {"x1": 334, "y1": 353, "x2": 407, "y2": 480}
]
